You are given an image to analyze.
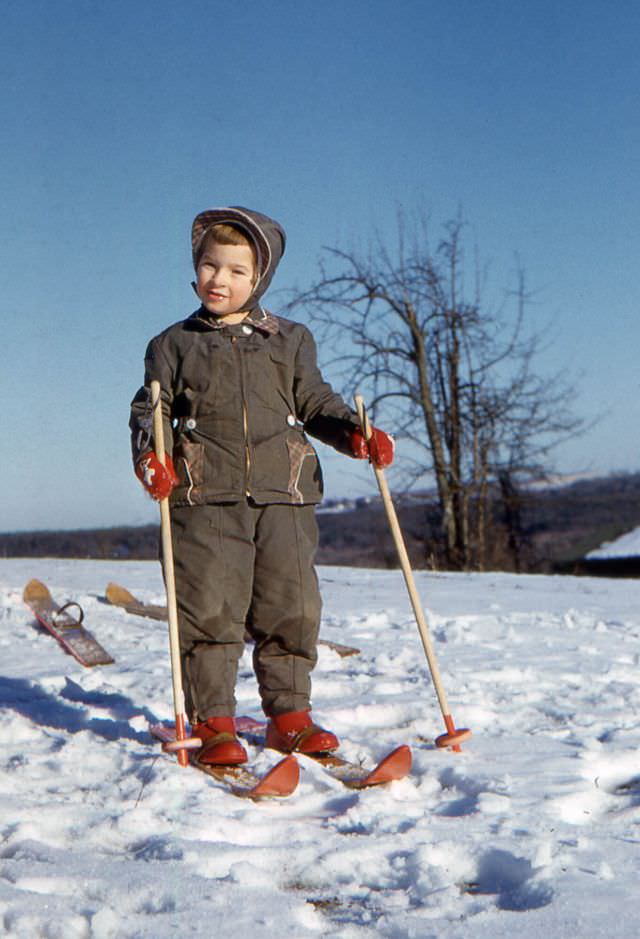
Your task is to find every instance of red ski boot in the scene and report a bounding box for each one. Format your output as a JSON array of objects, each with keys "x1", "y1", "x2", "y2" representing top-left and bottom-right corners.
[
  {"x1": 265, "y1": 710, "x2": 339, "y2": 754},
  {"x1": 193, "y1": 717, "x2": 248, "y2": 765}
]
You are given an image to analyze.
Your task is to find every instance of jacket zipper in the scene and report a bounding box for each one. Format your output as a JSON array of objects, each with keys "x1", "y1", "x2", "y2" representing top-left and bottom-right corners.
[
  {"x1": 231, "y1": 336, "x2": 252, "y2": 496},
  {"x1": 243, "y1": 402, "x2": 251, "y2": 496}
]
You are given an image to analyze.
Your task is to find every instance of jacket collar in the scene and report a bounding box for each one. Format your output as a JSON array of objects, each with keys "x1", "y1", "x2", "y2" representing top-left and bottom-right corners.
[{"x1": 192, "y1": 306, "x2": 280, "y2": 335}]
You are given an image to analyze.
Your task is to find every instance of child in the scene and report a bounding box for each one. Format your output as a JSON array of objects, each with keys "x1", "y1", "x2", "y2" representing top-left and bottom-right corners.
[{"x1": 130, "y1": 206, "x2": 394, "y2": 765}]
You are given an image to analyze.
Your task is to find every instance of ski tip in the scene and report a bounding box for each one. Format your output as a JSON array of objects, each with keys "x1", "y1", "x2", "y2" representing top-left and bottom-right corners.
[
  {"x1": 105, "y1": 582, "x2": 137, "y2": 605},
  {"x1": 249, "y1": 754, "x2": 299, "y2": 798},
  {"x1": 366, "y1": 744, "x2": 412, "y2": 786},
  {"x1": 23, "y1": 578, "x2": 51, "y2": 604},
  {"x1": 345, "y1": 744, "x2": 413, "y2": 789}
]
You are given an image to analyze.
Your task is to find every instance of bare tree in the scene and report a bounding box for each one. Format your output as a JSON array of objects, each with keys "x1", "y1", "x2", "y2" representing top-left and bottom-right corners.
[{"x1": 286, "y1": 213, "x2": 587, "y2": 570}]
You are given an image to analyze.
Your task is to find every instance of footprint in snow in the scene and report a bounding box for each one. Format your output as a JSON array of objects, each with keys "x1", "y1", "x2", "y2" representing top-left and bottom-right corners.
[{"x1": 463, "y1": 848, "x2": 554, "y2": 911}]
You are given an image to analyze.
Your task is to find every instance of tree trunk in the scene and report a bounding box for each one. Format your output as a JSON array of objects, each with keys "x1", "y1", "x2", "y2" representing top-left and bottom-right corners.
[{"x1": 410, "y1": 311, "x2": 460, "y2": 564}]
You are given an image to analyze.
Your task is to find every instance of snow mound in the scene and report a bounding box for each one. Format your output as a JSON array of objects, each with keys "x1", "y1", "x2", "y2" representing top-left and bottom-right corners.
[{"x1": 587, "y1": 526, "x2": 640, "y2": 559}]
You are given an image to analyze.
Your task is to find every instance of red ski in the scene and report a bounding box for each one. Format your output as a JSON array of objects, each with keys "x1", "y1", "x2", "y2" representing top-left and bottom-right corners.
[
  {"x1": 150, "y1": 723, "x2": 299, "y2": 799},
  {"x1": 236, "y1": 716, "x2": 412, "y2": 789},
  {"x1": 23, "y1": 579, "x2": 114, "y2": 667}
]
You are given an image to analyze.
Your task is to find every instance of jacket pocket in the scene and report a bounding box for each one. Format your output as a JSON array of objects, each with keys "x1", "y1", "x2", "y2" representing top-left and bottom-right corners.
[
  {"x1": 174, "y1": 440, "x2": 205, "y2": 503},
  {"x1": 286, "y1": 436, "x2": 322, "y2": 503}
]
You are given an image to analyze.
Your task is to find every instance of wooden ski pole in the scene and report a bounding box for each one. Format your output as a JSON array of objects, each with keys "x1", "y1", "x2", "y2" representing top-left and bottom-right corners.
[
  {"x1": 354, "y1": 395, "x2": 471, "y2": 750},
  {"x1": 150, "y1": 380, "x2": 201, "y2": 765}
]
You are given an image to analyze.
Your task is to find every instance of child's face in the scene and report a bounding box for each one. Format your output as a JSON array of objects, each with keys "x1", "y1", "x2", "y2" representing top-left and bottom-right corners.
[{"x1": 195, "y1": 241, "x2": 256, "y2": 317}]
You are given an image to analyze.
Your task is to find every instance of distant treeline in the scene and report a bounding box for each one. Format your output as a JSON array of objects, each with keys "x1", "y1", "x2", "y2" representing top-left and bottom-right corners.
[
  {"x1": 0, "y1": 524, "x2": 160, "y2": 561},
  {"x1": 2, "y1": 473, "x2": 640, "y2": 576}
]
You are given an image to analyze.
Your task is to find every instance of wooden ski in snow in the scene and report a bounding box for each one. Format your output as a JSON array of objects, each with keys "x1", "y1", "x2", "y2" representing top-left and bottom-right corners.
[
  {"x1": 23, "y1": 579, "x2": 114, "y2": 667},
  {"x1": 105, "y1": 582, "x2": 360, "y2": 657}
]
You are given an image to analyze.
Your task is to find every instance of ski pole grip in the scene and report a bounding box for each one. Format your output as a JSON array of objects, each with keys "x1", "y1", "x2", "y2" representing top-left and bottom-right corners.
[{"x1": 354, "y1": 394, "x2": 373, "y2": 442}]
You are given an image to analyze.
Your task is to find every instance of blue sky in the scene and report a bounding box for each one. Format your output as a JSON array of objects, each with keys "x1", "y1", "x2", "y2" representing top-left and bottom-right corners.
[{"x1": 2, "y1": 0, "x2": 639, "y2": 532}]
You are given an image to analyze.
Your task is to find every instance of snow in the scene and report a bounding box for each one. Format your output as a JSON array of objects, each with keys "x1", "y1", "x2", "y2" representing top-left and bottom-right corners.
[
  {"x1": 1, "y1": 557, "x2": 639, "y2": 938},
  {"x1": 587, "y1": 526, "x2": 640, "y2": 559}
]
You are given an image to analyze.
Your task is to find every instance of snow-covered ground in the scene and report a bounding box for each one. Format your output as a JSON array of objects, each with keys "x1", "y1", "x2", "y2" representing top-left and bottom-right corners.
[
  {"x1": 1, "y1": 558, "x2": 639, "y2": 938},
  {"x1": 588, "y1": 526, "x2": 640, "y2": 559}
]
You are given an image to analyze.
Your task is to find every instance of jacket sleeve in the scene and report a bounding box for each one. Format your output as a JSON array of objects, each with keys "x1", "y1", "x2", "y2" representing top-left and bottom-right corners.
[
  {"x1": 129, "y1": 337, "x2": 176, "y2": 465},
  {"x1": 293, "y1": 327, "x2": 360, "y2": 456}
]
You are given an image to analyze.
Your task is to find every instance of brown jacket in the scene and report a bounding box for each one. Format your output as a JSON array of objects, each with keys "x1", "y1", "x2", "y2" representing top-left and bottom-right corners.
[{"x1": 130, "y1": 307, "x2": 358, "y2": 506}]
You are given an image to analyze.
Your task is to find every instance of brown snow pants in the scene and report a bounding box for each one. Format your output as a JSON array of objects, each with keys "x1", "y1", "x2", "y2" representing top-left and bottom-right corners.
[{"x1": 169, "y1": 500, "x2": 321, "y2": 722}]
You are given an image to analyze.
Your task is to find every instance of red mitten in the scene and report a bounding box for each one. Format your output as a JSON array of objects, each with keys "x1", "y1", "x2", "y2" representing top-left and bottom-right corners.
[
  {"x1": 135, "y1": 452, "x2": 178, "y2": 500},
  {"x1": 350, "y1": 426, "x2": 395, "y2": 468}
]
